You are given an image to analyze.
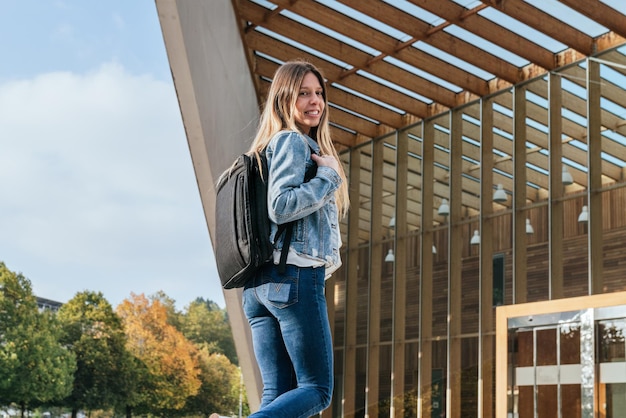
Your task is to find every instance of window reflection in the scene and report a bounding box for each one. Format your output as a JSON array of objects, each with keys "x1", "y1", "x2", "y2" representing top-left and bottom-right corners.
[{"x1": 598, "y1": 319, "x2": 626, "y2": 417}]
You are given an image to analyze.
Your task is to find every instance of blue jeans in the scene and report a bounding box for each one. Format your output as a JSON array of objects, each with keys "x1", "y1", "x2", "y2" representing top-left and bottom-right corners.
[{"x1": 243, "y1": 263, "x2": 333, "y2": 418}]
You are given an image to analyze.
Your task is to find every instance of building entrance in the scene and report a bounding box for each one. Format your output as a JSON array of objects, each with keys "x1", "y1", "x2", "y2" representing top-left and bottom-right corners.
[{"x1": 495, "y1": 292, "x2": 626, "y2": 418}]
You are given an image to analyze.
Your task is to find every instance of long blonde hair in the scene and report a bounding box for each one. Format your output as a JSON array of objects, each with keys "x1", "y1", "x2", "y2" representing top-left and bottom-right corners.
[{"x1": 248, "y1": 60, "x2": 349, "y2": 217}]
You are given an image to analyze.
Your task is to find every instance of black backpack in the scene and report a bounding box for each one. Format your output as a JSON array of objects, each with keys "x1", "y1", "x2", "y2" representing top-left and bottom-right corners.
[{"x1": 214, "y1": 151, "x2": 316, "y2": 289}]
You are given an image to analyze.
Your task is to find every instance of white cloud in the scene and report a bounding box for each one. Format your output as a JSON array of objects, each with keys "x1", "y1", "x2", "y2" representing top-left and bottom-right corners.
[{"x1": 0, "y1": 63, "x2": 223, "y2": 309}]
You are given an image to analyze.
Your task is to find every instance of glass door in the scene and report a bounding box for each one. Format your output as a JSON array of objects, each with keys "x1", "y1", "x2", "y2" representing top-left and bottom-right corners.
[
  {"x1": 496, "y1": 296, "x2": 626, "y2": 418},
  {"x1": 508, "y1": 311, "x2": 585, "y2": 418}
]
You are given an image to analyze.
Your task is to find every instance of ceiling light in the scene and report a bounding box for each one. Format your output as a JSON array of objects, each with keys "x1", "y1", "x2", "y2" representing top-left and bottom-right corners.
[
  {"x1": 470, "y1": 230, "x2": 480, "y2": 245},
  {"x1": 578, "y1": 205, "x2": 588, "y2": 223},
  {"x1": 385, "y1": 249, "x2": 395, "y2": 263},
  {"x1": 432, "y1": 244, "x2": 437, "y2": 254},
  {"x1": 388, "y1": 216, "x2": 395, "y2": 229},
  {"x1": 493, "y1": 184, "x2": 507, "y2": 203},
  {"x1": 562, "y1": 165, "x2": 573, "y2": 186},
  {"x1": 437, "y1": 198, "x2": 450, "y2": 216},
  {"x1": 526, "y1": 219, "x2": 534, "y2": 234}
]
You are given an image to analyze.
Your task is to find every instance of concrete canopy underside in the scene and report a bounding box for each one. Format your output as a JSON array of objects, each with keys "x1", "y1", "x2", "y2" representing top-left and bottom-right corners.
[{"x1": 155, "y1": 0, "x2": 263, "y2": 409}]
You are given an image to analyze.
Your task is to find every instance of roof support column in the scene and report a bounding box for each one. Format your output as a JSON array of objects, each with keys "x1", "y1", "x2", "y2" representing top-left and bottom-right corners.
[
  {"x1": 366, "y1": 139, "x2": 384, "y2": 418},
  {"x1": 548, "y1": 71, "x2": 565, "y2": 300},
  {"x1": 391, "y1": 131, "x2": 408, "y2": 417},
  {"x1": 479, "y1": 97, "x2": 495, "y2": 418},
  {"x1": 418, "y1": 120, "x2": 435, "y2": 418},
  {"x1": 513, "y1": 85, "x2": 529, "y2": 304},
  {"x1": 587, "y1": 58, "x2": 604, "y2": 294},
  {"x1": 343, "y1": 147, "x2": 361, "y2": 418},
  {"x1": 447, "y1": 109, "x2": 463, "y2": 418}
]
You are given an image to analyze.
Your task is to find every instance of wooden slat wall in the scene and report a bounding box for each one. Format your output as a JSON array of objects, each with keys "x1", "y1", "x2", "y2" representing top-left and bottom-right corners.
[
  {"x1": 333, "y1": 187, "x2": 626, "y2": 329},
  {"x1": 332, "y1": 186, "x2": 626, "y2": 414}
]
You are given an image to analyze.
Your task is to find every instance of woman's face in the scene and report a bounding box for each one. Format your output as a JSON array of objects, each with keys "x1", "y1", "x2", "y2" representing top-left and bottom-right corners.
[{"x1": 294, "y1": 72, "x2": 324, "y2": 135}]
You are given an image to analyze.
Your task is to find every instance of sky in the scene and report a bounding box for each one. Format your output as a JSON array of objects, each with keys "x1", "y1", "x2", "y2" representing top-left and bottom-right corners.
[{"x1": 0, "y1": 1, "x2": 225, "y2": 309}]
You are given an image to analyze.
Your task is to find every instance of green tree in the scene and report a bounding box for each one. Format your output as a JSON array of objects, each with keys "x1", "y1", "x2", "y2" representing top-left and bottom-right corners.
[
  {"x1": 179, "y1": 298, "x2": 238, "y2": 364},
  {"x1": 57, "y1": 291, "x2": 138, "y2": 418},
  {"x1": 0, "y1": 262, "x2": 76, "y2": 416},
  {"x1": 116, "y1": 293, "x2": 201, "y2": 416},
  {"x1": 182, "y1": 347, "x2": 246, "y2": 417}
]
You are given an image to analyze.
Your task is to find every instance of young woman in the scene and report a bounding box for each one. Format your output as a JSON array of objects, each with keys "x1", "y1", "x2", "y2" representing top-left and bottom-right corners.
[{"x1": 242, "y1": 60, "x2": 349, "y2": 418}]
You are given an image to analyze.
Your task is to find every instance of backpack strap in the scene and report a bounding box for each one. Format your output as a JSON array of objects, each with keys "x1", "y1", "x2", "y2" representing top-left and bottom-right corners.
[
  {"x1": 277, "y1": 224, "x2": 293, "y2": 274},
  {"x1": 276, "y1": 151, "x2": 319, "y2": 275}
]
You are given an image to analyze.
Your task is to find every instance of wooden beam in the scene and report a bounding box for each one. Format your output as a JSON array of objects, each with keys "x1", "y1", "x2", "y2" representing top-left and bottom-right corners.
[
  {"x1": 560, "y1": 0, "x2": 626, "y2": 39},
  {"x1": 245, "y1": 31, "x2": 429, "y2": 118},
  {"x1": 240, "y1": 0, "x2": 459, "y2": 109},
  {"x1": 481, "y1": 0, "x2": 594, "y2": 55},
  {"x1": 414, "y1": 0, "x2": 556, "y2": 69},
  {"x1": 330, "y1": 105, "x2": 382, "y2": 138},
  {"x1": 254, "y1": 56, "x2": 406, "y2": 129},
  {"x1": 339, "y1": 0, "x2": 521, "y2": 83},
  {"x1": 278, "y1": 0, "x2": 489, "y2": 99}
]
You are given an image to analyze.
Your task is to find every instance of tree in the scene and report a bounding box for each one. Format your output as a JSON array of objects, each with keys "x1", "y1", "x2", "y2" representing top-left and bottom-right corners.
[
  {"x1": 153, "y1": 295, "x2": 246, "y2": 416},
  {"x1": 116, "y1": 293, "x2": 201, "y2": 416},
  {"x1": 179, "y1": 298, "x2": 238, "y2": 364},
  {"x1": 182, "y1": 347, "x2": 246, "y2": 417},
  {"x1": 57, "y1": 291, "x2": 137, "y2": 417},
  {"x1": 150, "y1": 291, "x2": 182, "y2": 329},
  {"x1": 0, "y1": 262, "x2": 76, "y2": 416}
]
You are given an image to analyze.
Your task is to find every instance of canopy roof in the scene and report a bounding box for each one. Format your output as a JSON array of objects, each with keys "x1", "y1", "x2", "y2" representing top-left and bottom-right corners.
[
  {"x1": 235, "y1": 1, "x2": 625, "y2": 144},
  {"x1": 233, "y1": 0, "x2": 626, "y2": 233}
]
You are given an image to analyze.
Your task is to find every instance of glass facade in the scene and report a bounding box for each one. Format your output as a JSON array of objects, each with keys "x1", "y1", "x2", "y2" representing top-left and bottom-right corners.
[{"x1": 329, "y1": 46, "x2": 626, "y2": 417}]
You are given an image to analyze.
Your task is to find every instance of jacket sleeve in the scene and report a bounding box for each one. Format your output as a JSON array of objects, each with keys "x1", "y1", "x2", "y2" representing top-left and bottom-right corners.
[{"x1": 267, "y1": 131, "x2": 341, "y2": 224}]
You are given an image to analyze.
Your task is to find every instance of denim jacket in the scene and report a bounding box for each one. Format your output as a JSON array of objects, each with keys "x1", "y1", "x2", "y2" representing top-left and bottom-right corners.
[{"x1": 266, "y1": 130, "x2": 343, "y2": 272}]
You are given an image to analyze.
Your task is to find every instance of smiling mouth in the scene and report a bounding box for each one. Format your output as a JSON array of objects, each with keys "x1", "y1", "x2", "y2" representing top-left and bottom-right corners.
[{"x1": 305, "y1": 110, "x2": 320, "y2": 115}]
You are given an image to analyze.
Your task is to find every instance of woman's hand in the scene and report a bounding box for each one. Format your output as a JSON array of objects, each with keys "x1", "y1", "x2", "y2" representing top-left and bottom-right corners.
[{"x1": 311, "y1": 153, "x2": 339, "y2": 173}]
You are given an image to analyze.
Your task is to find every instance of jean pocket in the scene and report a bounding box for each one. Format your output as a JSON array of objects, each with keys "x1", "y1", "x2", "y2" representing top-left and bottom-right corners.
[{"x1": 265, "y1": 275, "x2": 299, "y2": 309}]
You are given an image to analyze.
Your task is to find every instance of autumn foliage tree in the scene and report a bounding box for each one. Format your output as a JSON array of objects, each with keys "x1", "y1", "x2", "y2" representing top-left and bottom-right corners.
[{"x1": 116, "y1": 293, "x2": 201, "y2": 416}]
